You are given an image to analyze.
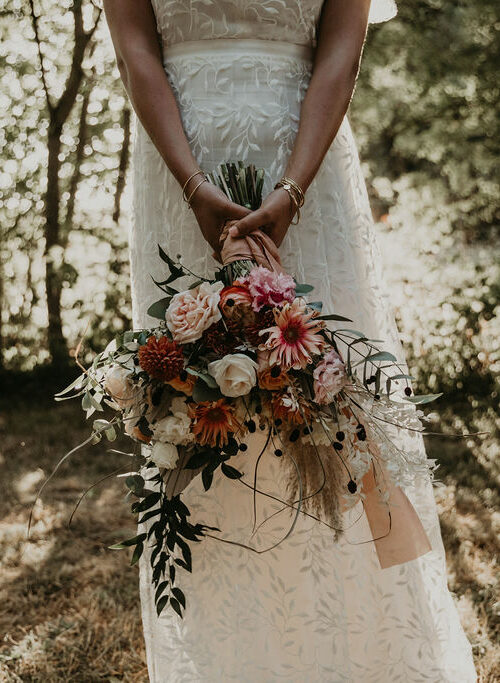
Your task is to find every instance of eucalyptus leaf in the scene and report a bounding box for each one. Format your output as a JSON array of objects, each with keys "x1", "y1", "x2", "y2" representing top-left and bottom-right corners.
[
  {"x1": 156, "y1": 595, "x2": 169, "y2": 616},
  {"x1": 147, "y1": 297, "x2": 172, "y2": 320},
  {"x1": 405, "y1": 393, "x2": 443, "y2": 404}
]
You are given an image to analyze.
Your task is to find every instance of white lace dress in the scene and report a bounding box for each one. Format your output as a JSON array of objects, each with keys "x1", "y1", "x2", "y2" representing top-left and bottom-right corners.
[{"x1": 130, "y1": 1, "x2": 477, "y2": 680}]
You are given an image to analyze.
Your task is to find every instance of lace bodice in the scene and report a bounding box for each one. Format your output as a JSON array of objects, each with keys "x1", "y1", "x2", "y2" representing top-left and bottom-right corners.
[{"x1": 151, "y1": 0, "x2": 398, "y2": 51}]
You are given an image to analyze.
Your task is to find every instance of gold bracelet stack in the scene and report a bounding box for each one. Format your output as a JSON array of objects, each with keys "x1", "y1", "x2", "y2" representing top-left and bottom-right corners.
[
  {"x1": 182, "y1": 169, "x2": 208, "y2": 208},
  {"x1": 274, "y1": 175, "x2": 305, "y2": 225}
]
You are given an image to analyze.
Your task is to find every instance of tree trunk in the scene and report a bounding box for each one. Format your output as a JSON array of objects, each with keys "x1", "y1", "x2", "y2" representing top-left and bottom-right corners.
[{"x1": 44, "y1": 121, "x2": 68, "y2": 366}]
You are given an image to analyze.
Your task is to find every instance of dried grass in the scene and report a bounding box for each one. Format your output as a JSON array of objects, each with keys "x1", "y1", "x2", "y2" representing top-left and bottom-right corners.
[{"x1": 0, "y1": 402, "x2": 497, "y2": 681}]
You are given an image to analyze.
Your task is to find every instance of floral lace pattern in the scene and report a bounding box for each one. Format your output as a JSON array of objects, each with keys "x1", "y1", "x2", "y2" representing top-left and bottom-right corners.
[
  {"x1": 130, "y1": 8, "x2": 477, "y2": 682},
  {"x1": 151, "y1": 0, "x2": 398, "y2": 53}
]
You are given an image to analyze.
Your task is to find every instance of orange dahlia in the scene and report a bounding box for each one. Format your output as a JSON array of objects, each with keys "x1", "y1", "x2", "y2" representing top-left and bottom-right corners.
[
  {"x1": 138, "y1": 335, "x2": 184, "y2": 382},
  {"x1": 262, "y1": 299, "x2": 325, "y2": 370},
  {"x1": 189, "y1": 399, "x2": 240, "y2": 447}
]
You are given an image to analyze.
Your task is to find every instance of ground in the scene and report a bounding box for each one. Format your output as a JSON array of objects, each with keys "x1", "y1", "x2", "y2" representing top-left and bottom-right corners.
[{"x1": 0, "y1": 399, "x2": 498, "y2": 682}]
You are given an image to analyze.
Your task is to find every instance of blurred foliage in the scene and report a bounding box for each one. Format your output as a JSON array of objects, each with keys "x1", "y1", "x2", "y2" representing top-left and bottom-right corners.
[{"x1": 0, "y1": 0, "x2": 498, "y2": 451}]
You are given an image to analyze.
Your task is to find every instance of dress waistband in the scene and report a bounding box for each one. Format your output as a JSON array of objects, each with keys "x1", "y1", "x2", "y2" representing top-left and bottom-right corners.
[{"x1": 162, "y1": 38, "x2": 315, "y2": 63}]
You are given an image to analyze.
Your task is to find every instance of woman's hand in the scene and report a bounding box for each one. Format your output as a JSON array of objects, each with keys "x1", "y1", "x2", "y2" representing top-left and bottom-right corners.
[
  {"x1": 226, "y1": 188, "x2": 297, "y2": 247},
  {"x1": 188, "y1": 181, "x2": 252, "y2": 260}
]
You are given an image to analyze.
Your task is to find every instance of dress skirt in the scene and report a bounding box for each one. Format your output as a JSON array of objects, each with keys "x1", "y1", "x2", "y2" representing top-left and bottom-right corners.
[{"x1": 130, "y1": 38, "x2": 477, "y2": 682}]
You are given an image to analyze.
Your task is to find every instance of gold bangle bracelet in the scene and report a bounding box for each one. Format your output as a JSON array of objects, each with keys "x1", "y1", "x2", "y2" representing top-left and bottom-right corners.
[
  {"x1": 186, "y1": 177, "x2": 207, "y2": 208},
  {"x1": 280, "y1": 176, "x2": 305, "y2": 207},
  {"x1": 182, "y1": 169, "x2": 206, "y2": 202},
  {"x1": 275, "y1": 183, "x2": 301, "y2": 225}
]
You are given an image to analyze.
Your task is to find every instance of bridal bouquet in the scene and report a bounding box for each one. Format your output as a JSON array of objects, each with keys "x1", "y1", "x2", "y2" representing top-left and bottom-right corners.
[{"x1": 50, "y1": 163, "x2": 440, "y2": 619}]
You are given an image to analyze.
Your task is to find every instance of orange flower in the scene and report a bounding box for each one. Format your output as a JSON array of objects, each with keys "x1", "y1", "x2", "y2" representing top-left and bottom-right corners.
[
  {"x1": 219, "y1": 284, "x2": 255, "y2": 327},
  {"x1": 258, "y1": 366, "x2": 289, "y2": 391},
  {"x1": 138, "y1": 335, "x2": 184, "y2": 382},
  {"x1": 189, "y1": 399, "x2": 240, "y2": 447},
  {"x1": 168, "y1": 372, "x2": 196, "y2": 396}
]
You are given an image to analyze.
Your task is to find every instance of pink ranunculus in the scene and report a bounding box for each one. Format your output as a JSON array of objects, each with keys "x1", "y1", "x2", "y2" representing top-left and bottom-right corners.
[
  {"x1": 165, "y1": 281, "x2": 224, "y2": 344},
  {"x1": 243, "y1": 266, "x2": 296, "y2": 312},
  {"x1": 313, "y1": 349, "x2": 348, "y2": 404}
]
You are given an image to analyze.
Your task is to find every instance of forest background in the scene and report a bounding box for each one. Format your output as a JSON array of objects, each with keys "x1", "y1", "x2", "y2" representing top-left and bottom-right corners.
[{"x1": 0, "y1": 0, "x2": 498, "y2": 680}]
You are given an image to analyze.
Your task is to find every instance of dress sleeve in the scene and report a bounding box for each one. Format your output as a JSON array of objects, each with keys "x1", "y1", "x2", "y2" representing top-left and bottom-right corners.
[{"x1": 368, "y1": 0, "x2": 398, "y2": 24}]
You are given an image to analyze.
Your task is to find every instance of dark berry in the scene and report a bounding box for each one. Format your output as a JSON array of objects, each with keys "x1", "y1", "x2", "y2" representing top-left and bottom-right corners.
[
  {"x1": 274, "y1": 418, "x2": 282, "y2": 427},
  {"x1": 374, "y1": 393, "x2": 380, "y2": 400},
  {"x1": 239, "y1": 443, "x2": 248, "y2": 452},
  {"x1": 274, "y1": 449, "x2": 283, "y2": 457},
  {"x1": 347, "y1": 480, "x2": 357, "y2": 494},
  {"x1": 336, "y1": 431, "x2": 345, "y2": 441},
  {"x1": 270, "y1": 365, "x2": 281, "y2": 378},
  {"x1": 179, "y1": 369, "x2": 188, "y2": 382},
  {"x1": 246, "y1": 419, "x2": 256, "y2": 433},
  {"x1": 333, "y1": 442, "x2": 343, "y2": 451},
  {"x1": 404, "y1": 387, "x2": 412, "y2": 396},
  {"x1": 226, "y1": 299, "x2": 235, "y2": 307},
  {"x1": 303, "y1": 426, "x2": 312, "y2": 435},
  {"x1": 260, "y1": 424, "x2": 266, "y2": 430},
  {"x1": 255, "y1": 404, "x2": 262, "y2": 414},
  {"x1": 289, "y1": 428, "x2": 300, "y2": 442}
]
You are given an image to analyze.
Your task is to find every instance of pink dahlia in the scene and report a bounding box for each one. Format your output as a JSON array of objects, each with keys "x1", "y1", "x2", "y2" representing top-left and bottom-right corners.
[
  {"x1": 262, "y1": 299, "x2": 325, "y2": 370},
  {"x1": 313, "y1": 349, "x2": 348, "y2": 404},
  {"x1": 243, "y1": 266, "x2": 296, "y2": 312}
]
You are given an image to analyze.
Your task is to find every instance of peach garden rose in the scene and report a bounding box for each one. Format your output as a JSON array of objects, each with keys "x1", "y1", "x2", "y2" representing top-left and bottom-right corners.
[{"x1": 165, "y1": 281, "x2": 224, "y2": 344}]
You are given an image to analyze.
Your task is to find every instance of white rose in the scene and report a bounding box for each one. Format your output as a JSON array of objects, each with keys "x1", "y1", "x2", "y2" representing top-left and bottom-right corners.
[
  {"x1": 208, "y1": 353, "x2": 258, "y2": 398},
  {"x1": 104, "y1": 365, "x2": 137, "y2": 408},
  {"x1": 153, "y1": 412, "x2": 193, "y2": 446},
  {"x1": 150, "y1": 441, "x2": 179, "y2": 470}
]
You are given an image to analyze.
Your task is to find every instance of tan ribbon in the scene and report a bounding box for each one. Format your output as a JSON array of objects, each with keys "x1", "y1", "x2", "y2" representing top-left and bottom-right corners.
[
  {"x1": 219, "y1": 223, "x2": 285, "y2": 273},
  {"x1": 359, "y1": 464, "x2": 432, "y2": 568},
  {"x1": 216, "y1": 224, "x2": 433, "y2": 568}
]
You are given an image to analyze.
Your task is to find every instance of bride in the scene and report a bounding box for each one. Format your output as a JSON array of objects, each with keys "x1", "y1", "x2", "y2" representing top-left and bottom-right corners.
[{"x1": 103, "y1": 0, "x2": 477, "y2": 680}]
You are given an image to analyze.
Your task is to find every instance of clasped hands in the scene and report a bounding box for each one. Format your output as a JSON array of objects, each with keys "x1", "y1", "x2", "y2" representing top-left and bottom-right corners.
[{"x1": 189, "y1": 181, "x2": 297, "y2": 263}]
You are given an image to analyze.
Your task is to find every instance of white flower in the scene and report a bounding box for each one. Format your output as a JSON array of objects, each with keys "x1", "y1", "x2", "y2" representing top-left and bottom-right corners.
[
  {"x1": 152, "y1": 396, "x2": 192, "y2": 446},
  {"x1": 104, "y1": 365, "x2": 137, "y2": 408},
  {"x1": 208, "y1": 353, "x2": 258, "y2": 398},
  {"x1": 150, "y1": 441, "x2": 179, "y2": 469}
]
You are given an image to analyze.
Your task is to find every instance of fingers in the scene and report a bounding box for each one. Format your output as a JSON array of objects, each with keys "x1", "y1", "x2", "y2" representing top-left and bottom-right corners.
[{"x1": 228, "y1": 209, "x2": 269, "y2": 238}]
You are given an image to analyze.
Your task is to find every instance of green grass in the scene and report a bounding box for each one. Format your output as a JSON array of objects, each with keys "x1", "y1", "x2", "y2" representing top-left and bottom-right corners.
[{"x1": 0, "y1": 398, "x2": 498, "y2": 681}]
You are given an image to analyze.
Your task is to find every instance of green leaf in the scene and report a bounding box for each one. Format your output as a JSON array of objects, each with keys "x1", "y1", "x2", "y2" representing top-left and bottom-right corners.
[
  {"x1": 155, "y1": 581, "x2": 169, "y2": 603},
  {"x1": 405, "y1": 393, "x2": 443, "y2": 405},
  {"x1": 156, "y1": 595, "x2": 169, "y2": 616},
  {"x1": 169, "y1": 597, "x2": 183, "y2": 618},
  {"x1": 294, "y1": 282, "x2": 314, "y2": 295},
  {"x1": 308, "y1": 301, "x2": 323, "y2": 312},
  {"x1": 192, "y1": 379, "x2": 222, "y2": 403},
  {"x1": 318, "y1": 313, "x2": 353, "y2": 322},
  {"x1": 185, "y1": 450, "x2": 212, "y2": 469},
  {"x1": 130, "y1": 542, "x2": 144, "y2": 565},
  {"x1": 147, "y1": 297, "x2": 172, "y2": 320},
  {"x1": 125, "y1": 474, "x2": 145, "y2": 496},
  {"x1": 171, "y1": 587, "x2": 186, "y2": 609},
  {"x1": 202, "y1": 467, "x2": 213, "y2": 491},
  {"x1": 221, "y1": 463, "x2": 243, "y2": 479},
  {"x1": 366, "y1": 351, "x2": 398, "y2": 363},
  {"x1": 108, "y1": 532, "x2": 146, "y2": 550}
]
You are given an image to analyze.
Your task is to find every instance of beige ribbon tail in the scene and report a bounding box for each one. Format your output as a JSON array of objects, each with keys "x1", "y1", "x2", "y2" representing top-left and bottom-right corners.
[{"x1": 361, "y1": 464, "x2": 432, "y2": 569}]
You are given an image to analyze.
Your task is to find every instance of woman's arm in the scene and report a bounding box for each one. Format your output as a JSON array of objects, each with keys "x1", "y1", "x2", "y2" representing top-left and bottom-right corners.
[
  {"x1": 230, "y1": 0, "x2": 372, "y2": 244},
  {"x1": 103, "y1": 0, "x2": 250, "y2": 256}
]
